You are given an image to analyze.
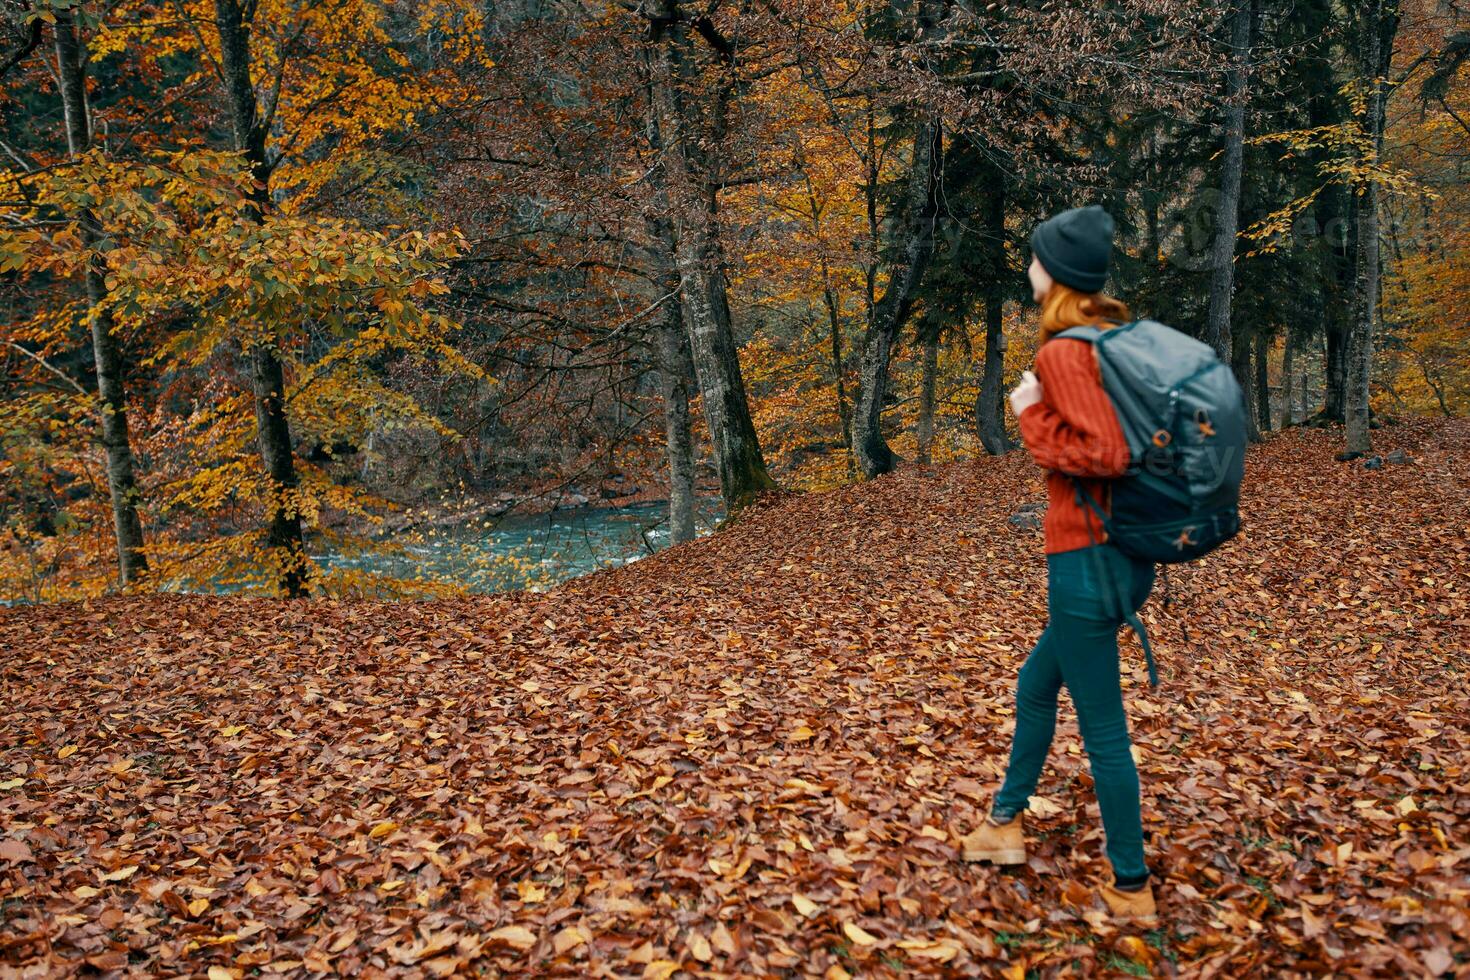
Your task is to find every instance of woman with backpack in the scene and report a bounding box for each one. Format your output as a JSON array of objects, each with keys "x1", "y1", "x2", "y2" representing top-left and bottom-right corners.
[{"x1": 959, "y1": 205, "x2": 1159, "y2": 923}]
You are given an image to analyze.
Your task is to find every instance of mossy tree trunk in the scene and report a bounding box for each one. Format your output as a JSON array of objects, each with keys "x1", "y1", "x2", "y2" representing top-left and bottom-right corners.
[{"x1": 645, "y1": 2, "x2": 775, "y2": 512}]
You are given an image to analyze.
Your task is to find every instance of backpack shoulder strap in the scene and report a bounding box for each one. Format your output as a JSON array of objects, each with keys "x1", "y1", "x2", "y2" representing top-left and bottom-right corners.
[{"x1": 1054, "y1": 325, "x2": 1103, "y2": 344}]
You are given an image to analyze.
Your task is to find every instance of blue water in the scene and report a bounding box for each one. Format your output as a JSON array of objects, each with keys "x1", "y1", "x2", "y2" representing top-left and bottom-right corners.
[{"x1": 317, "y1": 498, "x2": 724, "y2": 593}]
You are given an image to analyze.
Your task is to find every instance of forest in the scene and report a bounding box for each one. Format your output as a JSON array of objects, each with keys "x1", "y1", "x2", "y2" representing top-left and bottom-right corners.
[
  {"x1": 2, "y1": 1, "x2": 1469, "y2": 977},
  {"x1": 0, "y1": 0, "x2": 1464, "y2": 600}
]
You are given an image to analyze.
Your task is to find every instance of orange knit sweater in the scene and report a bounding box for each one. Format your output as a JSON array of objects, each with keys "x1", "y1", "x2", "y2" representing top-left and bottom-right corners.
[{"x1": 1017, "y1": 337, "x2": 1132, "y2": 554}]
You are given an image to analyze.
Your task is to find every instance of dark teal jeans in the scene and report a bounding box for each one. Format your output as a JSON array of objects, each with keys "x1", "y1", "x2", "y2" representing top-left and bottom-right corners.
[{"x1": 994, "y1": 544, "x2": 1156, "y2": 881}]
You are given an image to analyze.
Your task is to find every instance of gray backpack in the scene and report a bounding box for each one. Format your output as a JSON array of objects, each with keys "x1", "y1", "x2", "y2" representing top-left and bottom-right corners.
[{"x1": 1056, "y1": 319, "x2": 1247, "y2": 684}]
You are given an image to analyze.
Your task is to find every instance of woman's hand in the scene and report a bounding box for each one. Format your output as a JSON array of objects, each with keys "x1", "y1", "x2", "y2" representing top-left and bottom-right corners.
[{"x1": 1009, "y1": 370, "x2": 1043, "y2": 417}]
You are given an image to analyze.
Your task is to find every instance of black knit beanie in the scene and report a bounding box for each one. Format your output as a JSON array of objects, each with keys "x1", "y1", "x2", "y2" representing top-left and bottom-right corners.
[{"x1": 1031, "y1": 205, "x2": 1115, "y2": 293}]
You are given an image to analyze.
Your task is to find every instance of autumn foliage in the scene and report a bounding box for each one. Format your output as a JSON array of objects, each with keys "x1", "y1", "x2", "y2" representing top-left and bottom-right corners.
[{"x1": 3, "y1": 419, "x2": 1466, "y2": 977}]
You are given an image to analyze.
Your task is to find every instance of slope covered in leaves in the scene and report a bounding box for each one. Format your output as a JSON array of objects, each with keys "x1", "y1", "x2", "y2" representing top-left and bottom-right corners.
[{"x1": 2, "y1": 420, "x2": 1467, "y2": 978}]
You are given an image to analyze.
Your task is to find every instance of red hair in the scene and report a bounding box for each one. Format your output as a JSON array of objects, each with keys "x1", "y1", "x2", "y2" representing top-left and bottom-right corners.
[{"x1": 1039, "y1": 284, "x2": 1131, "y2": 345}]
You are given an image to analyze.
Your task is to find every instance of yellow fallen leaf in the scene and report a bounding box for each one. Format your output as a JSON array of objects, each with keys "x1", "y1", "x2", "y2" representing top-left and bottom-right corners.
[
  {"x1": 208, "y1": 967, "x2": 238, "y2": 980},
  {"x1": 643, "y1": 961, "x2": 679, "y2": 980},
  {"x1": 219, "y1": 725, "x2": 246, "y2": 737},
  {"x1": 487, "y1": 924, "x2": 536, "y2": 951},
  {"x1": 1027, "y1": 795, "x2": 1062, "y2": 817},
  {"x1": 792, "y1": 893, "x2": 820, "y2": 918},
  {"x1": 788, "y1": 725, "x2": 815, "y2": 741},
  {"x1": 108, "y1": 758, "x2": 134, "y2": 774},
  {"x1": 73, "y1": 885, "x2": 100, "y2": 898},
  {"x1": 825, "y1": 966, "x2": 852, "y2": 980},
  {"x1": 516, "y1": 880, "x2": 546, "y2": 903},
  {"x1": 842, "y1": 922, "x2": 879, "y2": 946},
  {"x1": 0, "y1": 778, "x2": 23, "y2": 791},
  {"x1": 710, "y1": 922, "x2": 736, "y2": 955},
  {"x1": 58, "y1": 744, "x2": 78, "y2": 759},
  {"x1": 552, "y1": 926, "x2": 587, "y2": 954},
  {"x1": 687, "y1": 930, "x2": 712, "y2": 962},
  {"x1": 99, "y1": 865, "x2": 138, "y2": 882},
  {"x1": 1115, "y1": 935, "x2": 1157, "y2": 967},
  {"x1": 897, "y1": 938, "x2": 961, "y2": 962},
  {"x1": 370, "y1": 821, "x2": 399, "y2": 839},
  {"x1": 1396, "y1": 795, "x2": 1418, "y2": 816},
  {"x1": 188, "y1": 897, "x2": 210, "y2": 917}
]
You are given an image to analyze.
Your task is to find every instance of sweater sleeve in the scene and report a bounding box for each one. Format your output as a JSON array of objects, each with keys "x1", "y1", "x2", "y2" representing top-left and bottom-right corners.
[{"x1": 1017, "y1": 338, "x2": 1131, "y2": 478}]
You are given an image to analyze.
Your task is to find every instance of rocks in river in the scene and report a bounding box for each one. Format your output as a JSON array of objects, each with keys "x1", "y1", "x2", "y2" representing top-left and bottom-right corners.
[
  {"x1": 553, "y1": 490, "x2": 591, "y2": 510},
  {"x1": 600, "y1": 484, "x2": 641, "y2": 500}
]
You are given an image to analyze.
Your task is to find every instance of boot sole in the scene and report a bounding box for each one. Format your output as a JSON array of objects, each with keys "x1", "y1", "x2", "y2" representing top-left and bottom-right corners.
[{"x1": 962, "y1": 847, "x2": 1026, "y2": 865}]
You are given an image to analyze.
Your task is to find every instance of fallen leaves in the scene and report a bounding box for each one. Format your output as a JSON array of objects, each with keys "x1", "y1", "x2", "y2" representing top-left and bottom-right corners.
[
  {"x1": 97, "y1": 865, "x2": 138, "y2": 882},
  {"x1": 0, "y1": 420, "x2": 1466, "y2": 976},
  {"x1": 0, "y1": 839, "x2": 33, "y2": 863},
  {"x1": 486, "y1": 924, "x2": 537, "y2": 952}
]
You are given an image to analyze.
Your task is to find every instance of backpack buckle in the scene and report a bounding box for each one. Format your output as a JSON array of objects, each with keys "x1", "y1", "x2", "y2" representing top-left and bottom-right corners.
[{"x1": 1195, "y1": 408, "x2": 1216, "y2": 438}]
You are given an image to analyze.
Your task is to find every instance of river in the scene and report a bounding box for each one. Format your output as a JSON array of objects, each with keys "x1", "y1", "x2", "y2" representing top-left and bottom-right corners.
[{"x1": 316, "y1": 498, "x2": 724, "y2": 593}]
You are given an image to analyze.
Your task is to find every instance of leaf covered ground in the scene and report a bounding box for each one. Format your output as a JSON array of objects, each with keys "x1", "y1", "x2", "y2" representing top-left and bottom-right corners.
[{"x1": 3, "y1": 420, "x2": 1468, "y2": 979}]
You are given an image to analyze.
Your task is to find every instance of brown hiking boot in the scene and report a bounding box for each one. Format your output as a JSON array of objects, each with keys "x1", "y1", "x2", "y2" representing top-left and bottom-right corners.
[
  {"x1": 1099, "y1": 879, "x2": 1158, "y2": 925},
  {"x1": 959, "y1": 813, "x2": 1026, "y2": 865}
]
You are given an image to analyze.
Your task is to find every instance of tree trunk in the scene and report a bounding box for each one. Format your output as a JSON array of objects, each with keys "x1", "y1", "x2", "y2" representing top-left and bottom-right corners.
[
  {"x1": 1202, "y1": 0, "x2": 1250, "y2": 364},
  {"x1": 1254, "y1": 333, "x2": 1272, "y2": 432},
  {"x1": 645, "y1": 4, "x2": 775, "y2": 511},
  {"x1": 1232, "y1": 328, "x2": 1262, "y2": 443},
  {"x1": 974, "y1": 181, "x2": 1010, "y2": 456},
  {"x1": 1324, "y1": 325, "x2": 1346, "y2": 420},
  {"x1": 797, "y1": 155, "x2": 852, "y2": 462},
  {"x1": 1281, "y1": 333, "x2": 1295, "y2": 426},
  {"x1": 826, "y1": 285, "x2": 851, "y2": 461},
  {"x1": 53, "y1": 10, "x2": 149, "y2": 588},
  {"x1": 215, "y1": 0, "x2": 309, "y2": 596},
  {"x1": 654, "y1": 280, "x2": 697, "y2": 545},
  {"x1": 1345, "y1": 0, "x2": 1399, "y2": 454},
  {"x1": 916, "y1": 327, "x2": 938, "y2": 466},
  {"x1": 851, "y1": 119, "x2": 942, "y2": 478}
]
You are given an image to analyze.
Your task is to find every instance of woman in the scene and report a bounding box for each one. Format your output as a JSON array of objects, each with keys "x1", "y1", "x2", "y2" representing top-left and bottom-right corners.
[{"x1": 960, "y1": 205, "x2": 1158, "y2": 923}]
